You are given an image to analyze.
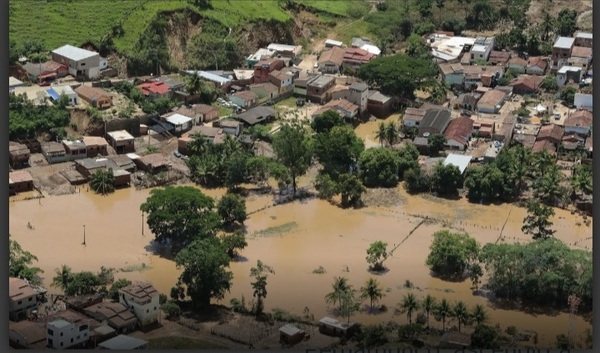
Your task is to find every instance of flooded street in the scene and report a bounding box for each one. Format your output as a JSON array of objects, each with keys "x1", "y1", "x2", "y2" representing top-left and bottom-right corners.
[{"x1": 9, "y1": 176, "x2": 592, "y2": 347}]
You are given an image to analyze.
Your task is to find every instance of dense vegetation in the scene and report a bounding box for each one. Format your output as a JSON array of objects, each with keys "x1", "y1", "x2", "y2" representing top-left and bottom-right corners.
[{"x1": 9, "y1": 93, "x2": 71, "y2": 141}]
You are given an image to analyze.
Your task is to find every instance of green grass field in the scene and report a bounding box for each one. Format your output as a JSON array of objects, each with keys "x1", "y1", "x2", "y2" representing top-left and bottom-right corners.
[{"x1": 296, "y1": 0, "x2": 356, "y2": 17}]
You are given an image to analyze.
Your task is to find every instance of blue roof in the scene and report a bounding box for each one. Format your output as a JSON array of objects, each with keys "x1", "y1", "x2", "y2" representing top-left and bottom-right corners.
[{"x1": 46, "y1": 88, "x2": 60, "y2": 101}]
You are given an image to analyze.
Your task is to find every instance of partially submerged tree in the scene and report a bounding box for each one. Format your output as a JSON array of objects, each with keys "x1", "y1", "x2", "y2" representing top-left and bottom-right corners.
[
  {"x1": 250, "y1": 260, "x2": 275, "y2": 317},
  {"x1": 89, "y1": 169, "x2": 115, "y2": 195},
  {"x1": 272, "y1": 120, "x2": 313, "y2": 197},
  {"x1": 220, "y1": 231, "x2": 247, "y2": 258},
  {"x1": 522, "y1": 201, "x2": 556, "y2": 240},
  {"x1": 325, "y1": 276, "x2": 351, "y2": 313},
  {"x1": 9, "y1": 239, "x2": 43, "y2": 285},
  {"x1": 360, "y1": 278, "x2": 385, "y2": 312},
  {"x1": 396, "y1": 292, "x2": 420, "y2": 324},
  {"x1": 426, "y1": 229, "x2": 480, "y2": 279},
  {"x1": 366, "y1": 241, "x2": 389, "y2": 272},
  {"x1": 217, "y1": 193, "x2": 247, "y2": 228}
]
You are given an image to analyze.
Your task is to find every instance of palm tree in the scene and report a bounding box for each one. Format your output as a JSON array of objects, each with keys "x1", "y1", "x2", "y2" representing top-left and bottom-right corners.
[
  {"x1": 435, "y1": 0, "x2": 445, "y2": 25},
  {"x1": 511, "y1": 145, "x2": 531, "y2": 195},
  {"x1": 471, "y1": 304, "x2": 488, "y2": 326},
  {"x1": 375, "y1": 122, "x2": 387, "y2": 147},
  {"x1": 385, "y1": 122, "x2": 399, "y2": 147},
  {"x1": 452, "y1": 301, "x2": 470, "y2": 332},
  {"x1": 539, "y1": 10, "x2": 554, "y2": 42},
  {"x1": 570, "y1": 164, "x2": 592, "y2": 199},
  {"x1": 421, "y1": 294, "x2": 437, "y2": 328},
  {"x1": 532, "y1": 149, "x2": 554, "y2": 178},
  {"x1": 185, "y1": 72, "x2": 202, "y2": 95},
  {"x1": 325, "y1": 276, "x2": 351, "y2": 313},
  {"x1": 188, "y1": 134, "x2": 208, "y2": 155},
  {"x1": 396, "y1": 292, "x2": 420, "y2": 324},
  {"x1": 52, "y1": 264, "x2": 73, "y2": 292},
  {"x1": 434, "y1": 298, "x2": 452, "y2": 331},
  {"x1": 89, "y1": 169, "x2": 115, "y2": 195},
  {"x1": 534, "y1": 164, "x2": 564, "y2": 205},
  {"x1": 360, "y1": 278, "x2": 385, "y2": 312}
]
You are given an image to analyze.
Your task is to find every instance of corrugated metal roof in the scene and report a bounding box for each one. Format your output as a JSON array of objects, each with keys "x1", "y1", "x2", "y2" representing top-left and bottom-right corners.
[
  {"x1": 52, "y1": 45, "x2": 98, "y2": 61},
  {"x1": 186, "y1": 70, "x2": 232, "y2": 84},
  {"x1": 443, "y1": 154, "x2": 472, "y2": 174},
  {"x1": 554, "y1": 37, "x2": 575, "y2": 49},
  {"x1": 165, "y1": 113, "x2": 192, "y2": 126}
]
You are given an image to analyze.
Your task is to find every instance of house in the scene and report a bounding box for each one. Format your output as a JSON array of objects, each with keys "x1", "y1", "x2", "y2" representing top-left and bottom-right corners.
[
  {"x1": 439, "y1": 63, "x2": 465, "y2": 87},
  {"x1": 51, "y1": 44, "x2": 101, "y2": 80},
  {"x1": 98, "y1": 335, "x2": 149, "y2": 350},
  {"x1": 164, "y1": 113, "x2": 193, "y2": 133},
  {"x1": 170, "y1": 104, "x2": 219, "y2": 125},
  {"x1": 443, "y1": 154, "x2": 472, "y2": 174},
  {"x1": 311, "y1": 99, "x2": 359, "y2": 120},
  {"x1": 41, "y1": 142, "x2": 68, "y2": 164},
  {"x1": 279, "y1": 324, "x2": 305, "y2": 346},
  {"x1": 9, "y1": 320, "x2": 47, "y2": 349},
  {"x1": 185, "y1": 70, "x2": 232, "y2": 91},
  {"x1": 507, "y1": 57, "x2": 528, "y2": 75},
  {"x1": 84, "y1": 302, "x2": 138, "y2": 333},
  {"x1": 156, "y1": 76, "x2": 185, "y2": 92},
  {"x1": 493, "y1": 114, "x2": 517, "y2": 143},
  {"x1": 574, "y1": 93, "x2": 592, "y2": 111},
  {"x1": 135, "y1": 153, "x2": 170, "y2": 174},
  {"x1": 268, "y1": 70, "x2": 294, "y2": 94},
  {"x1": 444, "y1": 117, "x2": 474, "y2": 150},
  {"x1": 526, "y1": 57, "x2": 548, "y2": 75},
  {"x1": 551, "y1": 37, "x2": 575, "y2": 72},
  {"x1": 351, "y1": 37, "x2": 381, "y2": 56},
  {"x1": 218, "y1": 120, "x2": 244, "y2": 137},
  {"x1": 403, "y1": 108, "x2": 427, "y2": 128},
  {"x1": 178, "y1": 126, "x2": 226, "y2": 154},
  {"x1": 453, "y1": 93, "x2": 480, "y2": 111},
  {"x1": 564, "y1": 110, "x2": 593, "y2": 136},
  {"x1": 568, "y1": 46, "x2": 593, "y2": 72},
  {"x1": 47, "y1": 85, "x2": 79, "y2": 105},
  {"x1": 509, "y1": 75, "x2": 543, "y2": 95},
  {"x1": 9, "y1": 170, "x2": 34, "y2": 195},
  {"x1": 347, "y1": 82, "x2": 369, "y2": 115},
  {"x1": 9, "y1": 76, "x2": 25, "y2": 90},
  {"x1": 513, "y1": 133, "x2": 538, "y2": 149},
  {"x1": 82, "y1": 136, "x2": 109, "y2": 157},
  {"x1": 429, "y1": 35, "x2": 476, "y2": 63},
  {"x1": 418, "y1": 109, "x2": 452, "y2": 137},
  {"x1": 22, "y1": 60, "x2": 69, "y2": 84},
  {"x1": 476, "y1": 89, "x2": 506, "y2": 114},
  {"x1": 108, "y1": 155, "x2": 136, "y2": 173},
  {"x1": 47, "y1": 318, "x2": 90, "y2": 349},
  {"x1": 249, "y1": 82, "x2": 280, "y2": 102},
  {"x1": 9, "y1": 141, "x2": 30, "y2": 168},
  {"x1": 74, "y1": 158, "x2": 111, "y2": 178},
  {"x1": 137, "y1": 81, "x2": 171, "y2": 100},
  {"x1": 533, "y1": 139, "x2": 557, "y2": 155},
  {"x1": 75, "y1": 85, "x2": 113, "y2": 109},
  {"x1": 342, "y1": 47, "x2": 376, "y2": 69},
  {"x1": 557, "y1": 66, "x2": 583, "y2": 87},
  {"x1": 267, "y1": 43, "x2": 303, "y2": 59},
  {"x1": 318, "y1": 47, "x2": 345, "y2": 74},
  {"x1": 574, "y1": 32, "x2": 593, "y2": 48},
  {"x1": 62, "y1": 139, "x2": 87, "y2": 161},
  {"x1": 90, "y1": 325, "x2": 117, "y2": 347},
  {"x1": 106, "y1": 130, "x2": 135, "y2": 154},
  {"x1": 474, "y1": 121, "x2": 495, "y2": 138},
  {"x1": 119, "y1": 282, "x2": 160, "y2": 327},
  {"x1": 562, "y1": 134, "x2": 586, "y2": 151},
  {"x1": 9, "y1": 277, "x2": 39, "y2": 321},
  {"x1": 318, "y1": 317, "x2": 356, "y2": 338},
  {"x1": 234, "y1": 106, "x2": 277, "y2": 126},
  {"x1": 537, "y1": 124, "x2": 564, "y2": 145},
  {"x1": 229, "y1": 90, "x2": 259, "y2": 109},
  {"x1": 469, "y1": 36, "x2": 495, "y2": 63},
  {"x1": 74, "y1": 158, "x2": 131, "y2": 187},
  {"x1": 488, "y1": 50, "x2": 511, "y2": 66},
  {"x1": 325, "y1": 39, "x2": 344, "y2": 48},
  {"x1": 367, "y1": 90, "x2": 392, "y2": 118},
  {"x1": 246, "y1": 48, "x2": 278, "y2": 67},
  {"x1": 440, "y1": 331, "x2": 471, "y2": 349},
  {"x1": 306, "y1": 75, "x2": 336, "y2": 103},
  {"x1": 253, "y1": 58, "x2": 286, "y2": 84}
]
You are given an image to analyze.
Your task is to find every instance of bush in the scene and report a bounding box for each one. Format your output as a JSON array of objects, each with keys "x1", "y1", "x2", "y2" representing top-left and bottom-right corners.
[
  {"x1": 159, "y1": 293, "x2": 168, "y2": 305},
  {"x1": 161, "y1": 301, "x2": 181, "y2": 320},
  {"x1": 425, "y1": 229, "x2": 480, "y2": 279}
]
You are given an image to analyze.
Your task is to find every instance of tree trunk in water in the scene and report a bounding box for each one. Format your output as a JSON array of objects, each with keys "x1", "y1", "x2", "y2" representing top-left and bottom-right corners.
[{"x1": 292, "y1": 173, "x2": 297, "y2": 198}]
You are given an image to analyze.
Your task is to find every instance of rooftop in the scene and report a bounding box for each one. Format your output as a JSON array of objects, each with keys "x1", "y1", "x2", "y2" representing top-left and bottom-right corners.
[
  {"x1": 403, "y1": 108, "x2": 427, "y2": 122},
  {"x1": 308, "y1": 75, "x2": 335, "y2": 88},
  {"x1": 41, "y1": 142, "x2": 66, "y2": 154},
  {"x1": 107, "y1": 130, "x2": 134, "y2": 141},
  {"x1": 267, "y1": 43, "x2": 302, "y2": 54},
  {"x1": 233, "y1": 69, "x2": 255, "y2": 80},
  {"x1": 350, "y1": 82, "x2": 368, "y2": 92},
  {"x1": 62, "y1": 139, "x2": 86, "y2": 150},
  {"x1": 186, "y1": 70, "x2": 232, "y2": 84},
  {"x1": 558, "y1": 65, "x2": 582, "y2": 74},
  {"x1": 98, "y1": 335, "x2": 148, "y2": 350},
  {"x1": 49, "y1": 319, "x2": 72, "y2": 329},
  {"x1": 235, "y1": 106, "x2": 276, "y2": 125},
  {"x1": 420, "y1": 109, "x2": 452, "y2": 133},
  {"x1": 319, "y1": 46, "x2": 346, "y2": 66},
  {"x1": 444, "y1": 117, "x2": 474, "y2": 146},
  {"x1": 554, "y1": 36, "x2": 575, "y2": 49},
  {"x1": 75, "y1": 85, "x2": 111, "y2": 100},
  {"x1": 537, "y1": 124, "x2": 564, "y2": 142},
  {"x1": 477, "y1": 89, "x2": 506, "y2": 107},
  {"x1": 571, "y1": 46, "x2": 593, "y2": 58},
  {"x1": 232, "y1": 90, "x2": 258, "y2": 101},
  {"x1": 165, "y1": 113, "x2": 193, "y2": 126},
  {"x1": 138, "y1": 153, "x2": 169, "y2": 168},
  {"x1": 52, "y1": 44, "x2": 98, "y2": 61},
  {"x1": 312, "y1": 99, "x2": 359, "y2": 116},
  {"x1": 565, "y1": 110, "x2": 593, "y2": 128},
  {"x1": 9, "y1": 170, "x2": 34, "y2": 184},
  {"x1": 443, "y1": 153, "x2": 472, "y2": 174},
  {"x1": 9, "y1": 277, "x2": 37, "y2": 301},
  {"x1": 82, "y1": 136, "x2": 109, "y2": 147},
  {"x1": 575, "y1": 32, "x2": 593, "y2": 39},
  {"x1": 279, "y1": 324, "x2": 304, "y2": 336},
  {"x1": 137, "y1": 81, "x2": 170, "y2": 96},
  {"x1": 119, "y1": 282, "x2": 159, "y2": 302},
  {"x1": 368, "y1": 90, "x2": 391, "y2": 104}
]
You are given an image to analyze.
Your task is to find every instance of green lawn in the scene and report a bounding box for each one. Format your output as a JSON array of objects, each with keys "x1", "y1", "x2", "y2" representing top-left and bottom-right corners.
[
  {"x1": 332, "y1": 18, "x2": 372, "y2": 46},
  {"x1": 296, "y1": 0, "x2": 356, "y2": 16},
  {"x1": 148, "y1": 336, "x2": 227, "y2": 349}
]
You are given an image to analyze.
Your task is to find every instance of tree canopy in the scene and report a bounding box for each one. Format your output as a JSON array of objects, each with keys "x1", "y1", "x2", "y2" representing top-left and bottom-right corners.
[
  {"x1": 9, "y1": 239, "x2": 43, "y2": 285},
  {"x1": 272, "y1": 120, "x2": 313, "y2": 197},
  {"x1": 426, "y1": 229, "x2": 480, "y2": 279},
  {"x1": 359, "y1": 147, "x2": 401, "y2": 187}
]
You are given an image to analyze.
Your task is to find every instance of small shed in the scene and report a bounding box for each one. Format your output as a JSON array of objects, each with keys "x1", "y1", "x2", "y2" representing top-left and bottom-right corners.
[
  {"x1": 279, "y1": 324, "x2": 305, "y2": 345},
  {"x1": 318, "y1": 317, "x2": 356, "y2": 338},
  {"x1": 439, "y1": 331, "x2": 471, "y2": 349},
  {"x1": 135, "y1": 153, "x2": 170, "y2": 174}
]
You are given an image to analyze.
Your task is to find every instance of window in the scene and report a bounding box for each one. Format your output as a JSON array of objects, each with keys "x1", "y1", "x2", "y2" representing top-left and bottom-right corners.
[
  {"x1": 79, "y1": 324, "x2": 88, "y2": 331},
  {"x1": 154, "y1": 306, "x2": 157, "y2": 311},
  {"x1": 17, "y1": 300, "x2": 22, "y2": 305},
  {"x1": 81, "y1": 63, "x2": 86, "y2": 66},
  {"x1": 48, "y1": 339, "x2": 53, "y2": 346},
  {"x1": 61, "y1": 343, "x2": 63, "y2": 347},
  {"x1": 146, "y1": 309, "x2": 149, "y2": 313},
  {"x1": 71, "y1": 338, "x2": 74, "y2": 343},
  {"x1": 60, "y1": 333, "x2": 63, "y2": 337},
  {"x1": 77, "y1": 335, "x2": 80, "y2": 340},
  {"x1": 47, "y1": 329, "x2": 54, "y2": 336},
  {"x1": 28, "y1": 297, "x2": 32, "y2": 302},
  {"x1": 84, "y1": 333, "x2": 87, "y2": 337}
]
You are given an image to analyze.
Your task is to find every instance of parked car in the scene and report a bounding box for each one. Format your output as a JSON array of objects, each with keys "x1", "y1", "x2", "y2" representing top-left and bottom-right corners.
[{"x1": 173, "y1": 151, "x2": 182, "y2": 158}]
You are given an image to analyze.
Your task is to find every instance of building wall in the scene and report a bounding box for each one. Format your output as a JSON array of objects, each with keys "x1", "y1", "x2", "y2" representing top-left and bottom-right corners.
[
  {"x1": 444, "y1": 73, "x2": 464, "y2": 86},
  {"x1": 445, "y1": 138, "x2": 466, "y2": 150},
  {"x1": 107, "y1": 137, "x2": 135, "y2": 154},
  {"x1": 477, "y1": 103, "x2": 499, "y2": 114},
  {"x1": 367, "y1": 100, "x2": 392, "y2": 118},
  {"x1": 564, "y1": 126, "x2": 590, "y2": 137},
  {"x1": 120, "y1": 293, "x2": 160, "y2": 326},
  {"x1": 86, "y1": 145, "x2": 108, "y2": 158},
  {"x1": 403, "y1": 119, "x2": 420, "y2": 128},
  {"x1": 47, "y1": 321, "x2": 90, "y2": 349},
  {"x1": 525, "y1": 66, "x2": 545, "y2": 75},
  {"x1": 507, "y1": 64, "x2": 526, "y2": 75},
  {"x1": 574, "y1": 37, "x2": 592, "y2": 48},
  {"x1": 9, "y1": 294, "x2": 38, "y2": 321},
  {"x1": 349, "y1": 88, "x2": 368, "y2": 114},
  {"x1": 320, "y1": 62, "x2": 340, "y2": 74},
  {"x1": 43, "y1": 152, "x2": 69, "y2": 164}
]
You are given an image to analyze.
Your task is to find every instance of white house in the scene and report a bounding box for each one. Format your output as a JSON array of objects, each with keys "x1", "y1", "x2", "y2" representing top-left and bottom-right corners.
[
  {"x1": 470, "y1": 36, "x2": 495, "y2": 63},
  {"x1": 47, "y1": 319, "x2": 90, "y2": 349},
  {"x1": 51, "y1": 45, "x2": 100, "y2": 79},
  {"x1": 574, "y1": 93, "x2": 592, "y2": 111},
  {"x1": 46, "y1": 85, "x2": 78, "y2": 105},
  {"x1": 557, "y1": 66, "x2": 583, "y2": 87},
  {"x1": 164, "y1": 113, "x2": 193, "y2": 133},
  {"x1": 118, "y1": 282, "x2": 160, "y2": 327}
]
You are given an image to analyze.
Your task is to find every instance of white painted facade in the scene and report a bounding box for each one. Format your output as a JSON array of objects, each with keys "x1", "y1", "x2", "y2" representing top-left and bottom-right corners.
[
  {"x1": 119, "y1": 283, "x2": 160, "y2": 326},
  {"x1": 47, "y1": 319, "x2": 90, "y2": 349}
]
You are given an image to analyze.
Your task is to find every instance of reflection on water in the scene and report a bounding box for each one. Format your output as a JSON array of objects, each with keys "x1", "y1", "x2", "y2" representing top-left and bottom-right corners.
[{"x1": 9, "y1": 181, "x2": 592, "y2": 347}]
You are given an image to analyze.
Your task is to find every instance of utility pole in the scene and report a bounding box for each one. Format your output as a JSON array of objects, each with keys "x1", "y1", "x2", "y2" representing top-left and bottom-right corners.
[
  {"x1": 82, "y1": 225, "x2": 86, "y2": 246},
  {"x1": 141, "y1": 212, "x2": 145, "y2": 236}
]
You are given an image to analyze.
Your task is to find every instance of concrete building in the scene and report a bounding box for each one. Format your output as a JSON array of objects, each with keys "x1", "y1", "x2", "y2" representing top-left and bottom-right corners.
[
  {"x1": 403, "y1": 108, "x2": 427, "y2": 128},
  {"x1": 41, "y1": 142, "x2": 68, "y2": 164},
  {"x1": 439, "y1": 63, "x2": 465, "y2": 87},
  {"x1": 564, "y1": 110, "x2": 593, "y2": 136},
  {"x1": 469, "y1": 36, "x2": 494, "y2": 63},
  {"x1": 267, "y1": 43, "x2": 303, "y2": 59},
  {"x1": 279, "y1": 324, "x2": 305, "y2": 346},
  {"x1": 311, "y1": 99, "x2": 359, "y2": 120},
  {"x1": 418, "y1": 109, "x2": 452, "y2": 137},
  {"x1": 106, "y1": 130, "x2": 135, "y2": 154},
  {"x1": 574, "y1": 32, "x2": 593, "y2": 48},
  {"x1": 556, "y1": 66, "x2": 583, "y2": 87},
  {"x1": 253, "y1": 58, "x2": 286, "y2": 84},
  {"x1": 306, "y1": 75, "x2": 335, "y2": 103},
  {"x1": 9, "y1": 141, "x2": 30, "y2": 168},
  {"x1": 75, "y1": 85, "x2": 113, "y2": 109},
  {"x1": 318, "y1": 47, "x2": 345, "y2": 74},
  {"x1": 476, "y1": 89, "x2": 507, "y2": 114},
  {"x1": 62, "y1": 139, "x2": 88, "y2": 161},
  {"x1": 229, "y1": 90, "x2": 259, "y2": 109},
  {"x1": 318, "y1": 317, "x2": 356, "y2": 338},
  {"x1": 443, "y1": 154, "x2": 472, "y2": 174},
  {"x1": 164, "y1": 113, "x2": 193, "y2": 133},
  {"x1": 98, "y1": 335, "x2": 148, "y2": 350},
  {"x1": 551, "y1": 37, "x2": 575, "y2": 72},
  {"x1": 46, "y1": 85, "x2": 78, "y2": 105},
  {"x1": 367, "y1": 90, "x2": 392, "y2": 118},
  {"x1": 429, "y1": 35, "x2": 476, "y2": 63},
  {"x1": 246, "y1": 48, "x2": 278, "y2": 67},
  {"x1": 51, "y1": 45, "x2": 100, "y2": 80},
  {"x1": 444, "y1": 117, "x2": 474, "y2": 150},
  {"x1": 574, "y1": 93, "x2": 592, "y2": 111},
  {"x1": 9, "y1": 277, "x2": 39, "y2": 321},
  {"x1": 119, "y1": 282, "x2": 160, "y2": 327},
  {"x1": 46, "y1": 319, "x2": 90, "y2": 349},
  {"x1": 82, "y1": 136, "x2": 109, "y2": 157}
]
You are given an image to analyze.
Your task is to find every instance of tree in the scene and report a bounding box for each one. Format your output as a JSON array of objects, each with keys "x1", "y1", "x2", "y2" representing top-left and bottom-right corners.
[
  {"x1": 52, "y1": 265, "x2": 73, "y2": 293},
  {"x1": 375, "y1": 122, "x2": 387, "y2": 147},
  {"x1": 539, "y1": 10, "x2": 554, "y2": 42},
  {"x1": 533, "y1": 164, "x2": 564, "y2": 206},
  {"x1": 464, "y1": 164, "x2": 507, "y2": 202},
  {"x1": 366, "y1": 241, "x2": 388, "y2": 272},
  {"x1": 571, "y1": 163, "x2": 593, "y2": 198},
  {"x1": 140, "y1": 186, "x2": 221, "y2": 255},
  {"x1": 434, "y1": 298, "x2": 452, "y2": 331},
  {"x1": 64, "y1": 271, "x2": 102, "y2": 296},
  {"x1": 541, "y1": 75, "x2": 559, "y2": 92},
  {"x1": 188, "y1": 134, "x2": 208, "y2": 155},
  {"x1": 427, "y1": 134, "x2": 446, "y2": 156},
  {"x1": 185, "y1": 72, "x2": 203, "y2": 95},
  {"x1": 325, "y1": 276, "x2": 351, "y2": 313},
  {"x1": 315, "y1": 172, "x2": 339, "y2": 200},
  {"x1": 470, "y1": 263, "x2": 483, "y2": 291},
  {"x1": 173, "y1": 238, "x2": 233, "y2": 309},
  {"x1": 396, "y1": 292, "x2": 420, "y2": 324},
  {"x1": 339, "y1": 288, "x2": 361, "y2": 324},
  {"x1": 471, "y1": 304, "x2": 488, "y2": 326},
  {"x1": 356, "y1": 324, "x2": 388, "y2": 349},
  {"x1": 404, "y1": 167, "x2": 431, "y2": 193},
  {"x1": 360, "y1": 278, "x2": 385, "y2": 312},
  {"x1": 225, "y1": 151, "x2": 249, "y2": 191},
  {"x1": 358, "y1": 54, "x2": 437, "y2": 103},
  {"x1": 560, "y1": 86, "x2": 577, "y2": 105},
  {"x1": 247, "y1": 156, "x2": 273, "y2": 188},
  {"x1": 9, "y1": 39, "x2": 19, "y2": 65},
  {"x1": 89, "y1": 169, "x2": 115, "y2": 195},
  {"x1": 452, "y1": 301, "x2": 469, "y2": 332},
  {"x1": 421, "y1": 295, "x2": 437, "y2": 328},
  {"x1": 272, "y1": 120, "x2": 313, "y2": 197},
  {"x1": 430, "y1": 162, "x2": 462, "y2": 196},
  {"x1": 108, "y1": 279, "x2": 133, "y2": 301},
  {"x1": 522, "y1": 201, "x2": 556, "y2": 240},
  {"x1": 385, "y1": 122, "x2": 399, "y2": 147},
  {"x1": 338, "y1": 174, "x2": 366, "y2": 208},
  {"x1": 359, "y1": 147, "x2": 401, "y2": 187},
  {"x1": 220, "y1": 231, "x2": 247, "y2": 258},
  {"x1": 417, "y1": 0, "x2": 433, "y2": 19},
  {"x1": 217, "y1": 193, "x2": 247, "y2": 227},
  {"x1": 9, "y1": 239, "x2": 43, "y2": 285},
  {"x1": 250, "y1": 260, "x2": 275, "y2": 317},
  {"x1": 435, "y1": 0, "x2": 445, "y2": 24},
  {"x1": 311, "y1": 110, "x2": 345, "y2": 134},
  {"x1": 555, "y1": 9, "x2": 577, "y2": 37},
  {"x1": 471, "y1": 324, "x2": 500, "y2": 349},
  {"x1": 426, "y1": 229, "x2": 480, "y2": 279},
  {"x1": 314, "y1": 125, "x2": 364, "y2": 177}
]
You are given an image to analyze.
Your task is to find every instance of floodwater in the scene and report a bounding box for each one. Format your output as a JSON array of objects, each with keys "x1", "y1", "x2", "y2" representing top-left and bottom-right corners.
[
  {"x1": 353, "y1": 114, "x2": 400, "y2": 148},
  {"x1": 9, "y1": 178, "x2": 592, "y2": 347}
]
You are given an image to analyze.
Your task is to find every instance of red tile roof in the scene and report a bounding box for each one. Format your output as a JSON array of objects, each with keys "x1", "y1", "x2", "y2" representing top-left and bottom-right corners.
[
  {"x1": 532, "y1": 139, "x2": 556, "y2": 154},
  {"x1": 137, "y1": 81, "x2": 170, "y2": 96},
  {"x1": 477, "y1": 89, "x2": 506, "y2": 107},
  {"x1": 509, "y1": 75, "x2": 544, "y2": 91},
  {"x1": 488, "y1": 51, "x2": 511, "y2": 64},
  {"x1": 571, "y1": 46, "x2": 592, "y2": 58},
  {"x1": 536, "y1": 124, "x2": 564, "y2": 143},
  {"x1": 508, "y1": 57, "x2": 528, "y2": 67},
  {"x1": 527, "y1": 56, "x2": 548, "y2": 70},
  {"x1": 564, "y1": 110, "x2": 593, "y2": 128},
  {"x1": 343, "y1": 48, "x2": 376, "y2": 64},
  {"x1": 312, "y1": 99, "x2": 359, "y2": 116},
  {"x1": 444, "y1": 117, "x2": 474, "y2": 146},
  {"x1": 9, "y1": 170, "x2": 34, "y2": 183},
  {"x1": 319, "y1": 47, "x2": 345, "y2": 66},
  {"x1": 232, "y1": 90, "x2": 258, "y2": 102},
  {"x1": 403, "y1": 108, "x2": 427, "y2": 122}
]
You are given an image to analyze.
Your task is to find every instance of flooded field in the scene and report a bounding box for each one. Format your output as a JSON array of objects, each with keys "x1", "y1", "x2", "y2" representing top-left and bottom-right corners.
[{"x1": 9, "y1": 178, "x2": 592, "y2": 348}]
